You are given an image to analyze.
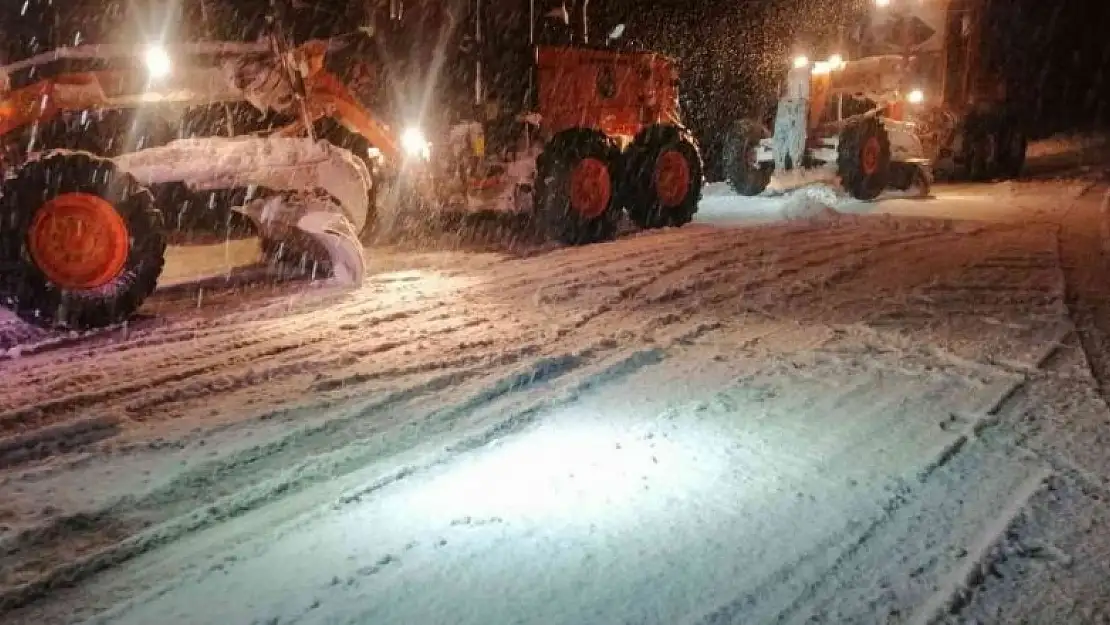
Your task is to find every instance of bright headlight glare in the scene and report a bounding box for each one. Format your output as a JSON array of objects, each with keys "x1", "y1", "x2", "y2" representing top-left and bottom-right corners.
[
  {"x1": 144, "y1": 44, "x2": 172, "y2": 79},
  {"x1": 908, "y1": 88, "x2": 925, "y2": 104},
  {"x1": 401, "y1": 127, "x2": 431, "y2": 160},
  {"x1": 793, "y1": 55, "x2": 810, "y2": 69}
]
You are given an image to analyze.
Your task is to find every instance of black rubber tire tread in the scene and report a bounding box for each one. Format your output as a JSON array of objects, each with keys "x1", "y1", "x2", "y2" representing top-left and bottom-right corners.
[
  {"x1": 889, "y1": 162, "x2": 917, "y2": 191},
  {"x1": 996, "y1": 123, "x2": 1027, "y2": 180},
  {"x1": 0, "y1": 152, "x2": 166, "y2": 329},
  {"x1": 838, "y1": 117, "x2": 892, "y2": 201},
  {"x1": 535, "y1": 128, "x2": 621, "y2": 245},
  {"x1": 622, "y1": 124, "x2": 704, "y2": 230},
  {"x1": 723, "y1": 119, "x2": 772, "y2": 196},
  {"x1": 967, "y1": 132, "x2": 999, "y2": 182},
  {"x1": 314, "y1": 118, "x2": 380, "y2": 238},
  {"x1": 959, "y1": 111, "x2": 1002, "y2": 182}
]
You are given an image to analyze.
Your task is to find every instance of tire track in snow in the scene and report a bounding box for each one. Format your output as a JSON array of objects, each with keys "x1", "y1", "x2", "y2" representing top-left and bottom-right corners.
[
  {"x1": 679, "y1": 221, "x2": 1070, "y2": 625},
  {"x1": 0, "y1": 222, "x2": 954, "y2": 473},
  {"x1": 0, "y1": 305, "x2": 438, "y2": 433},
  {"x1": 116, "y1": 232, "x2": 761, "y2": 436},
  {"x1": 0, "y1": 236, "x2": 729, "y2": 471},
  {"x1": 690, "y1": 354, "x2": 1046, "y2": 625},
  {"x1": 0, "y1": 272, "x2": 486, "y2": 428},
  {"x1": 0, "y1": 262, "x2": 473, "y2": 374},
  {"x1": 1056, "y1": 183, "x2": 1110, "y2": 408},
  {"x1": 0, "y1": 215, "x2": 1020, "y2": 619},
  {"x1": 0, "y1": 221, "x2": 793, "y2": 610},
  {"x1": 0, "y1": 308, "x2": 726, "y2": 615}
]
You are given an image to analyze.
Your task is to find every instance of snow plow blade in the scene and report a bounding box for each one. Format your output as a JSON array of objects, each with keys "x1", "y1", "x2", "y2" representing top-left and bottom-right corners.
[
  {"x1": 113, "y1": 136, "x2": 371, "y2": 284},
  {"x1": 293, "y1": 210, "x2": 365, "y2": 284}
]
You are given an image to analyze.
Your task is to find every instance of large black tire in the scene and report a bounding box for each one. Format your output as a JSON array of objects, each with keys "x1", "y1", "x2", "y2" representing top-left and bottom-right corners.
[
  {"x1": 535, "y1": 129, "x2": 621, "y2": 245},
  {"x1": 889, "y1": 162, "x2": 917, "y2": 191},
  {"x1": 957, "y1": 111, "x2": 1005, "y2": 182},
  {"x1": 838, "y1": 118, "x2": 892, "y2": 201},
  {"x1": 997, "y1": 124, "x2": 1027, "y2": 179},
  {"x1": 622, "y1": 124, "x2": 704, "y2": 230},
  {"x1": 723, "y1": 119, "x2": 772, "y2": 196},
  {"x1": 888, "y1": 162, "x2": 932, "y2": 195},
  {"x1": 966, "y1": 130, "x2": 1000, "y2": 182},
  {"x1": 0, "y1": 153, "x2": 166, "y2": 329}
]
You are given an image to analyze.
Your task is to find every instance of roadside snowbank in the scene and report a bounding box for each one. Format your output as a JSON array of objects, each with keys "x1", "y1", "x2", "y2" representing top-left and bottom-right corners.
[
  {"x1": 1027, "y1": 132, "x2": 1110, "y2": 159},
  {"x1": 701, "y1": 181, "x2": 847, "y2": 223}
]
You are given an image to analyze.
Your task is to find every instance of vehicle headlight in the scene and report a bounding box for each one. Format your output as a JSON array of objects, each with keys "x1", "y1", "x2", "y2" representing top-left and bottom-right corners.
[
  {"x1": 401, "y1": 127, "x2": 431, "y2": 160},
  {"x1": 907, "y1": 88, "x2": 925, "y2": 105},
  {"x1": 144, "y1": 44, "x2": 172, "y2": 80},
  {"x1": 793, "y1": 55, "x2": 810, "y2": 69}
]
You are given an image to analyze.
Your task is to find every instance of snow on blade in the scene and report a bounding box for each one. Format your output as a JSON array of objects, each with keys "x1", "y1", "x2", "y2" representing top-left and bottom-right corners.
[
  {"x1": 294, "y1": 205, "x2": 366, "y2": 285},
  {"x1": 113, "y1": 137, "x2": 373, "y2": 235}
]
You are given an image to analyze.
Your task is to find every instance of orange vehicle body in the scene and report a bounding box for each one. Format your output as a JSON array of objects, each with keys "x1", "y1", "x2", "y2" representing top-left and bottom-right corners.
[
  {"x1": 535, "y1": 45, "x2": 682, "y2": 140},
  {"x1": 0, "y1": 41, "x2": 401, "y2": 161}
]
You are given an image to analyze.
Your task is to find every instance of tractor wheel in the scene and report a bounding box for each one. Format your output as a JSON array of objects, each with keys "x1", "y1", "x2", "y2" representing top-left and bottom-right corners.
[
  {"x1": 997, "y1": 125, "x2": 1027, "y2": 179},
  {"x1": 889, "y1": 163, "x2": 933, "y2": 196},
  {"x1": 623, "y1": 125, "x2": 704, "y2": 230},
  {"x1": 723, "y1": 119, "x2": 772, "y2": 196},
  {"x1": 967, "y1": 131, "x2": 1000, "y2": 182},
  {"x1": 889, "y1": 162, "x2": 916, "y2": 191},
  {"x1": 838, "y1": 118, "x2": 892, "y2": 201},
  {"x1": 535, "y1": 129, "x2": 621, "y2": 245},
  {"x1": 0, "y1": 153, "x2": 166, "y2": 329}
]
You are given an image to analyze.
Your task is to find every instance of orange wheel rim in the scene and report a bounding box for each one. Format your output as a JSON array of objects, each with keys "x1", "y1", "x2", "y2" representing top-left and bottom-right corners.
[
  {"x1": 569, "y1": 157, "x2": 611, "y2": 219},
  {"x1": 861, "y1": 136, "x2": 881, "y2": 175},
  {"x1": 28, "y1": 192, "x2": 130, "y2": 290},
  {"x1": 655, "y1": 150, "x2": 691, "y2": 207}
]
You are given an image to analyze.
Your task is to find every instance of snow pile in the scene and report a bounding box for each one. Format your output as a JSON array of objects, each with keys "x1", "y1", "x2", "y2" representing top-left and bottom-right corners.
[
  {"x1": 700, "y1": 182, "x2": 737, "y2": 197},
  {"x1": 777, "y1": 184, "x2": 844, "y2": 222},
  {"x1": 1026, "y1": 132, "x2": 1110, "y2": 159}
]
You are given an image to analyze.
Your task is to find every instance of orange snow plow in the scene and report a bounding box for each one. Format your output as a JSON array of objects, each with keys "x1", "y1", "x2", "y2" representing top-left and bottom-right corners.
[{"x1": 0, "y1": 35, "x2": 423, "y2": 330}]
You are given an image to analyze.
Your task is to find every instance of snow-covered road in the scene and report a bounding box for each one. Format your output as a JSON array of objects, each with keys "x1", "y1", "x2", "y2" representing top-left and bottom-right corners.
[{"x1": 3, "y1": 152, "x2": 1110, "y2": 624}]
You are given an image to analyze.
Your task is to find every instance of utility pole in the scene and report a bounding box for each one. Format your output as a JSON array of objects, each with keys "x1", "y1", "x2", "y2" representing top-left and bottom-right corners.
[{"x1": 475, "y1": 0, "x2": 483, "y2": 105}]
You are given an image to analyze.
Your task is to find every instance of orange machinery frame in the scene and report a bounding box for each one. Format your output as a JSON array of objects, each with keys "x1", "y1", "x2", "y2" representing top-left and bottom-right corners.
[
  {"x1": 0, "y1": 41, "x2": 401, "y2": 162},
  {"x1": 534, "y1": 45, "x2": 682, "y2": 141}
]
